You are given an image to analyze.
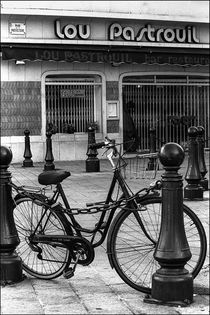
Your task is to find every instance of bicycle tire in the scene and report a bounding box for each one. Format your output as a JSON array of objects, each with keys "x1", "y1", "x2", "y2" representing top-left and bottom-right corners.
[
  {"x1": 107, "y1": 197, "x2": 207, "y2": 294},
  {"x1": 14, "y1": 197, "x2": 72, "y2": 280}
]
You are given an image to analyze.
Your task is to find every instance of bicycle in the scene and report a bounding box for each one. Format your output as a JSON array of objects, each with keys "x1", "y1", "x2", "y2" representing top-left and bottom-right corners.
[{"x1": 11, "y1": 137, "x2": 207, "y2": 294}]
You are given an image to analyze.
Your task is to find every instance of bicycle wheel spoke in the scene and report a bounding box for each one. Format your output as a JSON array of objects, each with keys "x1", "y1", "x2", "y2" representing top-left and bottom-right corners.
[
  {"x1": 108, "y1": 198, "x2": 206, "y2": 294},
  {"x1": 14, "y1": 197, "x2": 70, "y2": 279}
]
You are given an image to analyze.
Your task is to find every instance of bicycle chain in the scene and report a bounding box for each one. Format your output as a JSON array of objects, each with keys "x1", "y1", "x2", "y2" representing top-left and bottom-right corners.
[
  {"x1": 64, "y1": 198, "x2": 147, "y2": 216},
  {"x1": 65, "y1": 203, "x2": 123, "y2": 215}
]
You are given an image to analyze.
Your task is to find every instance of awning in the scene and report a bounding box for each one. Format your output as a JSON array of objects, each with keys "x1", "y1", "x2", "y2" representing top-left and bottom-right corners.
[{"x1": 1, "y1": 44, "x2": 209, "y2": 66}]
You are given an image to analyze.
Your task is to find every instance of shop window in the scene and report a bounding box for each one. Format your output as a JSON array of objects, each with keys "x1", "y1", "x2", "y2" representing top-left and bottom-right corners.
[
  {"x1": 45, "y1": 75, "x2": 102, "y2": 133},
  {"x1": 122, "y1": 74, "x2": 209, "y2": 151}
]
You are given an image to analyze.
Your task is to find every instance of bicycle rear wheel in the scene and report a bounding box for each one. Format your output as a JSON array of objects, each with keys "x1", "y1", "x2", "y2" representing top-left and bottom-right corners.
[
  {"x1": 107, "y1": 197, "x2": 207, "y2": 294},
  {"x1": 14, "y1": 197, "x2": 71, "y2": 280}
]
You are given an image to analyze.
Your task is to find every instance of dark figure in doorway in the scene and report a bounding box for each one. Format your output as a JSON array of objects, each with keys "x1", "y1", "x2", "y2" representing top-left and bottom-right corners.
[{"x1": 123, "y1": 101, "x2": 139, "y2": 152}]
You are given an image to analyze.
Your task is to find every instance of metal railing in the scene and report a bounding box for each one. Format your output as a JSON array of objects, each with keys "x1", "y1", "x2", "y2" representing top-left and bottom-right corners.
[{"x1": 123, "y1": 76, "x2": 210, "y2": 151}]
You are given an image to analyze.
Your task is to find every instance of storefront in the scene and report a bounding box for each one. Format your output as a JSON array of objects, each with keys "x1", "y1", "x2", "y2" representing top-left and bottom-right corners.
[{"x1": 1, "y1": 12, "x2": 209, "y2": 162}]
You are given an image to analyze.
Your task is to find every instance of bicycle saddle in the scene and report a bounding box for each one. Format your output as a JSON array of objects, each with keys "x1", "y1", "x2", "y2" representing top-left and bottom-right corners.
[{"x1": 38, "y1": 170, "x2": 71, "y2": 185}]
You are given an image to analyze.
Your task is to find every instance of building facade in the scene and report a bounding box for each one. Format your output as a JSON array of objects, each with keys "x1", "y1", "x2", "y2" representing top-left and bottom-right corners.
[{"x1": 1, "y1": 1, "x2": 209, "y2": 162}]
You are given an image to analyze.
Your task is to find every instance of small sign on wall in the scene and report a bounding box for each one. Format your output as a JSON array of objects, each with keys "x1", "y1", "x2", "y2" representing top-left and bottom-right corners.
[
  {"x1": 9, "y1": 22, "x2": 26, "y2": 36},
  {"x1": 60, "y1": 89, "x2": 85, "y2": 98},
  {"x1": 107, "y1": 101, "x2": 119, "y2": 119}
]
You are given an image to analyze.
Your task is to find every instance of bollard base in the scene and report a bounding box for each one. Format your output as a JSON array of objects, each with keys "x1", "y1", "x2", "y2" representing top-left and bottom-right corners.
[
  {"x1": 22, "y1": 159, "x2": 33, "y2": 167},
  {"x1": 184, "y1": 184, "x2": 203, "y2": 200},
  {"x1": 144, "y1": 268, "x2": 193, "y2": 307},
  {"x1": 44, "y1": 164, "x2": 55, "y2": 171},
  {"x1": 0, "y1": 253, "x2": 24, "y2": 285},
  {"x1": 200, "y1": 178, "x2": 208, "y2": 191},
  {"x1": 144, "y1": 294, "x2": 192, "y2": 307},
  {"x1": 86, "y1": 158, "x2": 100, "y2": 172}
]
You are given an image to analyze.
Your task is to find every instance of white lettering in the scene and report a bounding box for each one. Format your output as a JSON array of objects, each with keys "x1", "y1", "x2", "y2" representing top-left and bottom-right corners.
[
  {"x1": 55, "y1": 20, "x2": 64, "y2": 39},
  {"x1": 156, "y1": 28, "x2": 164, "y2": 41},
  {"x1": 136, "y1": 27, "x2": 148, "y2": 41},
  {"x1": 78, "y1": 24, "x2": 90, "y2": 39},
  {"x1": 64, "y1": 25, "x2": 77, "y2": 39},
  {"x1": 55, "y1": 20, "x2": 199, "y2": 44},
  {"x1": 192, "y1": 26, "x2": 199, "y2": 43},
  {"x1": 109, "y1": 23, "x2": 122, "y2": 40},
  {"x1": 147, "y1": 25, "x2": 155, "y2": 41},
  {"x1": 187, "y1": 26, "x2": 192, "y2": 43},
  {"x1": 123, "y1": 27, "x2": 134, "y2": 41},
  {"x1": 175, "y1": 29, "x2": 186, "y2": 42},
  {"x1": 55, "y1": 20, "x2": 90, "y2": 40},
  {"x1": 163, "y1": 28, "x2": 175, "y2": 42}
]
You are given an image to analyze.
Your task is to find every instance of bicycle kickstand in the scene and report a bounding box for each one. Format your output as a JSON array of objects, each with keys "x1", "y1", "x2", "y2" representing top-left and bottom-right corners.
[{"x1": 63, "y1": 251, "x2": 81, "y2": 279}]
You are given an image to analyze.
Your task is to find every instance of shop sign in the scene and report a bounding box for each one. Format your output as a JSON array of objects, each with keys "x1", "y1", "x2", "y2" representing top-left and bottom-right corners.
[
  {"x1": 55, "y1": 20, "x2": 199, "y2": 44},
  {"x1": 55, "y1": 20, "x2": 90, "y2": 39},
  {"x1": 9, "y1": 22, "x2": 26, "y2": 35},
  {"x1": 2, "y1": 47, "x2": 209, "y2": 66},
  {"x1": 109, "y1": 23, "x2": 199, "y2": 43},
  {"x1": 60, "y1": 89, "x2": 85, "y2": 98},
  {"x1": 34, "y1": 50, "x2": 132, "y2": 63},
  {"x1": 144, "y1": 54, "x2": 209, "y2": 65}
]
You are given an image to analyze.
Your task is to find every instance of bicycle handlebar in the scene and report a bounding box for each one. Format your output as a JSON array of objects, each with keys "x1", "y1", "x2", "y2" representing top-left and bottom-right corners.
[
  {"x1": 88, "y1": 137, "x2": 116, "y2": 150},
  {"x1": 89, "y1": 137, "x2": 119, "y2": 159},
  {"x1": 88, "y1": 141, "x2": 106, "y2": 149}
]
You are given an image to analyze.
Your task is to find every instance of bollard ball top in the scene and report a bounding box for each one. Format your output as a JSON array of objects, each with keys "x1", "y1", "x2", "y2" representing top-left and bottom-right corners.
[
  {"x1": 187, "y1": 126, "x2": 198, "y2": 137},
  {"x1": 159, "y1": 142, "x2": 185, "y2": 167},
  {"x1": 46, "y1": 130, "x2": 52, "y2": 137},
  {"x1": 197, "y1": 126, "x2": 204, "y2": 136},
  {"x1": 24, "y1": 129, "x2": 30, "y2": 136},
  {"x1": 0, "y1": 146, "x2": 13, "y2": 167}
]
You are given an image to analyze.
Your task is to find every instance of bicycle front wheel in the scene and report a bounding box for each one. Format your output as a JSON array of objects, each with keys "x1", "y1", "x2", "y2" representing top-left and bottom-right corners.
[
  {"x1": 107, "y1": 197, "x2": 207, "y2": 293},
  {"x1": 14, "y1": 197, "x2": 71, "y2": 280}
]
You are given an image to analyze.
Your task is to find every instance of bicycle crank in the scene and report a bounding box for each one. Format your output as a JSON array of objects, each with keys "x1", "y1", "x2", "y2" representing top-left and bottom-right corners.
[{"x1": 63, "y1": 251, "x2": 80, "y2": 279}]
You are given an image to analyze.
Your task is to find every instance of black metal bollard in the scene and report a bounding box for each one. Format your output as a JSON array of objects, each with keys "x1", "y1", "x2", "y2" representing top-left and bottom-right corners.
[
  {"x1": 197, "y1": 126, "x2": 208, "y2": 191},
  {"x1": 23, "y1": 129, "x2": 33, "y2": 167},
  {"x1": 147, "y1": 128, "x2": 157, "y2": 170},
  {"x1": 44, "y1": 131, "x2": 55, "y2": 171},
  {"x1": 86, "y1": 126, "x2": 100, "y2": 172},
  {"x1": 144, "y1": 142, "x2": 193, "y2": 306},
  {"x1": 0, "y1": 146, "x2": 23, "y2": 285},
  {"x1": 184, "y1": 126, "x2": 203, "y2": 200}
]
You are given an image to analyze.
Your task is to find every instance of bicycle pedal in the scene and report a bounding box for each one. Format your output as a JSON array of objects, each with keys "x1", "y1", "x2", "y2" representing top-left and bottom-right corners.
[{"x1": 63, "y1": 268, "x2": 74, "y2": 279}]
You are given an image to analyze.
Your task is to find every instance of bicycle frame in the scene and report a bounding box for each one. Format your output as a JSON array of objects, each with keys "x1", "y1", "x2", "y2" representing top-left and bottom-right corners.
[
  {"x1": 38, "y1": 144, "x2": 157, "y2": 247},
  {"x1": 52, "y1": 169, "x2": 128, "y2": 247},
  {"x1": 12, "y1": 138, "x2": 158, "y2": 251},
  {"x1": 11, "y1": 138, "x2": 207, "y2": 287}
]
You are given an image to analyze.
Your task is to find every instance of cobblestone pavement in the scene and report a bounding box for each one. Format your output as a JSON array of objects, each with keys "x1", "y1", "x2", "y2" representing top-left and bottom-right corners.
[{"x1": 1, "y1": 154, "x2": 209, "y2": 314}]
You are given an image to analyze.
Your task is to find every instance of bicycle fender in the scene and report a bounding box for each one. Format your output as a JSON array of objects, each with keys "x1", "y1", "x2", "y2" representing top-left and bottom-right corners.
[{"x1": 14, "y1": 193, "x2": 25, "y2": 202}]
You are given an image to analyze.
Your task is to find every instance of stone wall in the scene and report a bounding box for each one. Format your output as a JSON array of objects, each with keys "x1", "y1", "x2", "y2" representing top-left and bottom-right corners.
[{"x1": 1, "y1": 81, "x2": 41, "y2": 136}]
